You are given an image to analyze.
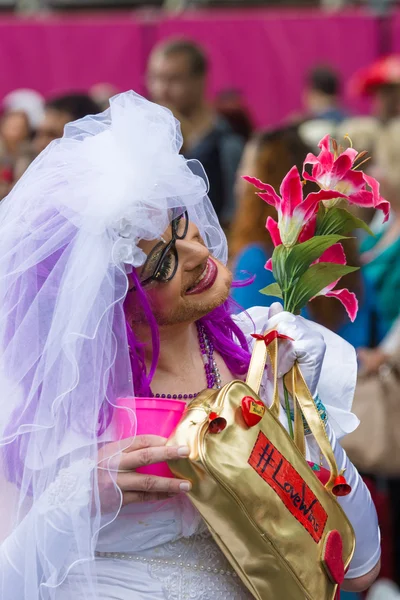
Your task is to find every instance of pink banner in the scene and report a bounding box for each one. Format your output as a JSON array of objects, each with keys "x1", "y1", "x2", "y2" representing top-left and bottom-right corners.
[
  {"x1": 0, "y1": 14, "x2": 148, "y2": 99},
  {"x1": 388, "y1": 9, "x2": 400, "y2": 54},
  {"x1": 0, "y1": 10, "x2": 384, "y2": 128}
]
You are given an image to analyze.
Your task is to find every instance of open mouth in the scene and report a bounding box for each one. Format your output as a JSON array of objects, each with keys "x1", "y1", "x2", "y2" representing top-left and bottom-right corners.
[{"x1": 186, "y1": 258, "x2": 218, "y2": 295}]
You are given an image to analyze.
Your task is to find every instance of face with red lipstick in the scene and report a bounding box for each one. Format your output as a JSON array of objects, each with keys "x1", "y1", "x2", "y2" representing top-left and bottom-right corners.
[{"x1": 130, "y1": 211, "x2": 232, "y2": 325}]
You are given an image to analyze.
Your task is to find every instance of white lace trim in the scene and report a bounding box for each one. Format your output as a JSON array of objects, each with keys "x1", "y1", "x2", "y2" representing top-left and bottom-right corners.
[{"x1": 96, "y1": 524, "x2": 253, "y2": 600}]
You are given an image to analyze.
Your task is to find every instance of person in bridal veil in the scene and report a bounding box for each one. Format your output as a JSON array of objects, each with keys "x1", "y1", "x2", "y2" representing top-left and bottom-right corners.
[{"x1": 0, "y1": 91, "x2": 380, "y2": 599}]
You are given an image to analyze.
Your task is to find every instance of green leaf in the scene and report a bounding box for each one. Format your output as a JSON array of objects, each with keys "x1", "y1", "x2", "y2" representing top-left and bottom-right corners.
[
  {"x1": 259, "y1": 283, "x2": 283, "y2": 299},
  {"x1": 286, "y1": 262, "x2": 359, "y2": 314},
  {"x1": 284, "y1": 234, "x2": 346, "y2": 283},
  {"x1": 271, "y1": 245, "x2": 290, "y2": 291},
  {"x1": 316, "y1": 203, "x2": 327, "y2": 229},
  {"x1": 316, "y1": 207, "x2": 374, "y2": 237}
]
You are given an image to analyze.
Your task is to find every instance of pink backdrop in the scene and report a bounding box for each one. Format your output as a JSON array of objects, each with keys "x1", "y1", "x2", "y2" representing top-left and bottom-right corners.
[
  {"x1": 387, "y1": 9, "x2": 400, "y2": 55},
  {"x1": 156, "y1": 9, "x2": 379, "y2": 126},
  {"x1": 0, "y1": 9, "x2": 389, "y2": 128}
]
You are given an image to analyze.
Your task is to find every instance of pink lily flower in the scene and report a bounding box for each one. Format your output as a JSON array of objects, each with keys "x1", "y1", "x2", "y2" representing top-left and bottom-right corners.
[
  {"x1": 303, "y1": 134, "x2": 390, "y2": 222},
  {"x1": 243, "y1": 166, "x2": 344, "y2": 247},
  {"x1": 313, "y1": 243, "x2": 358, "y2": 322}
]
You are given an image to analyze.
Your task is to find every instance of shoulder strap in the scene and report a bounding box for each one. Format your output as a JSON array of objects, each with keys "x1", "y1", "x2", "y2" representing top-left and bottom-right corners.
[{"x1": 246, "y1": 332, "x2": 340, "y2": 492}]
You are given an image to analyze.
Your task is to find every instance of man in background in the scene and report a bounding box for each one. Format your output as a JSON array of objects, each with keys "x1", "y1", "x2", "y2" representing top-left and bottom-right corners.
[
  {"x1": 146, "y1": 38, "x2": 244, "y2": 226},
  {"x1": 34, "y1": 93, "x2": 100, "y2": 155},
  {"x1": 303, "y1": 65, "x2": 347, "y2": 124}
]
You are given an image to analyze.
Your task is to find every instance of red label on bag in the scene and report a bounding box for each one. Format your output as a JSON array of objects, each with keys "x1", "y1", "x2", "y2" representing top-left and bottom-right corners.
[{"x1": 248, "y1": 432, "x2": 327, "y2": 543}]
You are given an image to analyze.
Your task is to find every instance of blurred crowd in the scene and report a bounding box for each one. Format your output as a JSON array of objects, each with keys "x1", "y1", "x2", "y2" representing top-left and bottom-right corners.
[{"x1": 3, "y1": 38, "x2": 400, "y2": 598}]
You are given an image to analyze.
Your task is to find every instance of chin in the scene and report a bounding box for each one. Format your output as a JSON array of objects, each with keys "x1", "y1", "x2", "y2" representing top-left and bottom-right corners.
[
  {"x1": 157, "y1": 265, "x2": 233, "y2": 326},
  {"x1": 191, "y1": 265, "x2": 233, "y2": 316}
]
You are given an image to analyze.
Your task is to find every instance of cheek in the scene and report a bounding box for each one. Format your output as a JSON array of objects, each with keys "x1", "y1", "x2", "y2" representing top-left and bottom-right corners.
[{"x1": 146, "y1": 278, "x2": 184, "y2": 314}]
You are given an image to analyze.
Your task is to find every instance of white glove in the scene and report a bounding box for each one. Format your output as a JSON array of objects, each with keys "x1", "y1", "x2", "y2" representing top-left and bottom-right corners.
[{"x1": 265, "y1": 303, "x2": 326, "y2": 398}]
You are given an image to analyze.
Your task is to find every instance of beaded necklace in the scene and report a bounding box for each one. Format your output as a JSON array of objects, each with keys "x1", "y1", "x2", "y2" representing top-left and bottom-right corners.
[{"x1": 151, "y1": 323, "x2": 222, "y2": 400}]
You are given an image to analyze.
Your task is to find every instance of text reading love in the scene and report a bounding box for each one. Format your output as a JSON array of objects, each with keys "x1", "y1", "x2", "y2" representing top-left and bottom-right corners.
[{"x1": 249, "y1": 432, "x2": 327, "y2": 543}]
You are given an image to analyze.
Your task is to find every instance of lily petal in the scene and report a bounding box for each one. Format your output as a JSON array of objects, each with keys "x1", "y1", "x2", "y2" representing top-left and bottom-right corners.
[
  {"x1": 242, "y1": 175, "x2": 273, "y2": 192},
  {"x1": 347, "y1": 189, "x2": 390, "y2": 222},
  {"x1": 266, "y1": 216, "x2": 282, "y2": 247},
  {"x1": 331, "y1": 154, "x2": 356, "y2": 183},
  {"x1": 326, "y1": 288, "x2": 359, "y2": 322},
  {"x1": 279, "y1": 166, "x2": 303, "y2": 217},
  {"x1": 318, "y1": 134, "x2": 332, "y2": 152},
  {"x1": 319, "y1": 242, "x2": 346, "y2": 265},
  {"x1": 302, "y1": 170, "x2": 318, "y2": 183},
  {"x1": 302, "y1": 153, "x2": 329, "y2": 184},
  {"x1": 258, "y1": 188, "x2": 282, "y2": 211},
  {"x1": 298, "y1": 215, "x2": 317, "y2": 243},
  {"x1": 376, "y1": 197, "x2": 391, "y2": 223},
  {"x1": 295, "y1": 189, "x2": 347, "y2": 223},
  {"x1": 314, "y1": 243, "x2": 346, "y2": 294},
  {"x1": 334, "y1": 169, "x2": 365, "y2": 195},
  {"x1": 341, "y1": 147, "x2": 358, "y2": 163},
  {"x1": 363, "y1": 173, "x2": 391, "y2": 222},
  {"x1": 265, "y1": 258, "x2": 273, "y2": 272},
  {"x1": 363, "y1": 173, "x2": 381, "y2": 203}
]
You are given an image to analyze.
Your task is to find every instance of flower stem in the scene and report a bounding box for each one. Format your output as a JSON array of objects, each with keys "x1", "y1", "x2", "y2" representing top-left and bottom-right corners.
[{"x1": 284, "y1": 381, "x2": 294, "y2": 440}]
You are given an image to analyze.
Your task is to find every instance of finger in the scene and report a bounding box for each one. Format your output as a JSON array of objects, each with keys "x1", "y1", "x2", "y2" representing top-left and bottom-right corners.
[
  {"x1": 122, "y1": 491, "x2": 177, "y2": 505},
  {"x1": 267, "y1": 312, "x2": 297, "y2": 330},
  {"x1": 121, "y1": 435, "x2": 169, "y2": 453},
  {"x1": 98, "y1": 435, "x2": 170, "y2": 468},
  {"x1": 268, "y1": 302, "x2": 284, "y2": 317},
  {"x1": 118, "y1": 472, "x2": 191, "y2": 495},
  {"x1": 119, "y1": 443, "x2": 190, "y2": 471},
  {"x1": 276, "y1": 345, "x2": 296, "y2": 378}
]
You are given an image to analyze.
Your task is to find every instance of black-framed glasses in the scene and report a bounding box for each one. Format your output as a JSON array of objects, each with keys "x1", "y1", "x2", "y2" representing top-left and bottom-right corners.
[{"x1": 139, "y1": 210, "x2": 189, "y2": 287}]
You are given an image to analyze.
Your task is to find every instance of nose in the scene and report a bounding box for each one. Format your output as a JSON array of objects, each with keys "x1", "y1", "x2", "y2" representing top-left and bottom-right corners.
[
  {"x1": 149, "y1": 78, "x2": 170, "y2": 106},
  {"x1": 176, "y1": 223, "x2": 209, "y2": 271}
]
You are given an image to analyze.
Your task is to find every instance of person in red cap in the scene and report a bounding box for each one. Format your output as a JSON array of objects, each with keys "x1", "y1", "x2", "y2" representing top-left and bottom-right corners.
[{"x1": 350, "y1": 55, "x2": 400, "y2": 122}]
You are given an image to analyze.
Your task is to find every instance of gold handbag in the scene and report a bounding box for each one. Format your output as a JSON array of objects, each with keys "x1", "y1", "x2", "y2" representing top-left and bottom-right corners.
[{"x1": 167, "y1": 333, "x2": 355, "y2": 600}]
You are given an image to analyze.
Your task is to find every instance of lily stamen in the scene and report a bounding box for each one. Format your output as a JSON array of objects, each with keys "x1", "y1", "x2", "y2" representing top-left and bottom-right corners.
[{"x1": 353, "y1": 156, "x2": 371, "y2": 171}]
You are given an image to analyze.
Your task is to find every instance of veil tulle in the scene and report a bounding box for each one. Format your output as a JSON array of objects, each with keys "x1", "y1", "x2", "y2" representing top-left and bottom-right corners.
[{"x1": 0, "y1": 91, "x2": 227, "y2": 599}]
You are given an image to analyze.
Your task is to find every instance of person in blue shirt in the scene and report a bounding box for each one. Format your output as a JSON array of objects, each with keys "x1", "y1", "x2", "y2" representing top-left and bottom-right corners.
[{"x1": 303, "y1": 66, "x2": 348, "y2": 125}]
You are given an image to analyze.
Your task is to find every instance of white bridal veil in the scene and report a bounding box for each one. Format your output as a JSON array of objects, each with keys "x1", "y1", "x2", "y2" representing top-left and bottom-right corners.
[{"x1": 0, "y1": 91, "x2": 226, "y2": 599}]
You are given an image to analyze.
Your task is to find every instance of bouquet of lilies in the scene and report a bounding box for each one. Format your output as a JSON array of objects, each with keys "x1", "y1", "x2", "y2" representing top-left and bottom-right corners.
[{"x1": 244, "y1": 134, "x2": 390, "y2": 322}]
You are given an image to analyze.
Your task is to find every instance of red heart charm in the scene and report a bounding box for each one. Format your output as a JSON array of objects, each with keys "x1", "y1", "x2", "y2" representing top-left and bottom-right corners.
[
  {"x1": 241, "y1": 396, "x2": 265, "y2": 427},
  {"x1": 321, "y1": 530, "x2": 345, "y2": 585}
]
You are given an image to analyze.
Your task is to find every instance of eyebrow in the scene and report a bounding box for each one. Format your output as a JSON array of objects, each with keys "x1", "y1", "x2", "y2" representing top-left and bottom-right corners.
[
  {"x1": 142, "y1": 214, "x2": 180, "y2": 271},
  {"x1": 143, "y1": 240, "x2": 167, "y2": 272}
]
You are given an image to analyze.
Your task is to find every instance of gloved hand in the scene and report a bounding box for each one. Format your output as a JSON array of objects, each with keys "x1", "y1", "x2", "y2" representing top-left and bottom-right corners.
[{"x1": 265, "y1": 303, "x2": 326, "y2": 398}]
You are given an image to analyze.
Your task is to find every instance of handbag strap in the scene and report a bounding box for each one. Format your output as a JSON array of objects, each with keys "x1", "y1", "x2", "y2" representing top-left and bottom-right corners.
[
  {"x1": 245, "y1": 335, "x2": 280, "y2": 419},
  {"x1": 285, "y1": 364, "x2": 339, "y2": 492},
  {"x1": 246, "y1": 332, "x2": 339, "y2": 493}
]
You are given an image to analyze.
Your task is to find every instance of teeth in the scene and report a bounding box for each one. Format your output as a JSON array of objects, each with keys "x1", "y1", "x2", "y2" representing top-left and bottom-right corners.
[
  {"x1": 187, "y1": 263, "x2": 208, "y2": 292},
  {"x1": 197, "y1": 267, "x2": 208, "y2": 284},
  {"x1": 193, "y1": 265, "x2": 208, "y2": 287}
]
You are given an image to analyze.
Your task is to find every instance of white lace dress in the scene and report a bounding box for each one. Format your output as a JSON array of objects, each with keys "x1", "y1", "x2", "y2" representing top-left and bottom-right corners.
[{"x1": 92, "y1": 498, "x2": 254, "y2": 600}]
